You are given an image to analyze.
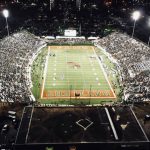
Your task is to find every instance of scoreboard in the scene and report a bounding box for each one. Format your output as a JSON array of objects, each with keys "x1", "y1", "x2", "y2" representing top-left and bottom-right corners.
[{"x1": 64, "y1": 30, "x2": 77, "y2": 37}]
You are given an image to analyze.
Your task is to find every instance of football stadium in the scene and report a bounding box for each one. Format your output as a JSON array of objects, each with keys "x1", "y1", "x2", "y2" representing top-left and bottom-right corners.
[
  {"x1": 0, "y1": 1, "x2": 150, "y2": 150},
  {"x1": 32, "y1": 45, "x2": 118, "y2": 105},
  {"x1": 41, "y1": 46, "x2": 116, "y2": 99}
]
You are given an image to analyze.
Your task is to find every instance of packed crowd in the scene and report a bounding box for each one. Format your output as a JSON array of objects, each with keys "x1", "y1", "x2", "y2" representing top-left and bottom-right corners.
[
  {"x1": 1, "y1": 30, "x2": 150, "y2": 103},
  {"x1": 49, "y1": 38, "x2": 89, "y2": 45},
  {"x1": 130, "y1": 60, "x2": 150, "y2": 73},
  {"x1": 94, "y1": 32, "x2": 150, "y2": 102},
  {"x1": 0, "y1": 31, "x2": 45, "y2": 103}
]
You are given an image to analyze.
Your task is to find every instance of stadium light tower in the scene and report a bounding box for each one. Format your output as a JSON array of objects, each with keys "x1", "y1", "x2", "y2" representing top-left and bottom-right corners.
[
  {"x1": 76, "y1": 0, "x2": 81, "y2": 11},
  {"x1": 50, "y1": 0, "x2": 54, "y2": 11},
  {"x1": 131, "y1": 11, "x2": 141, "y2": 38},
  {"x1": 3, "y1": 9, "x2": 9, "y2": 36},
  {"x1": 148, "y1": 18, "x2": 150, "y2": 46}
]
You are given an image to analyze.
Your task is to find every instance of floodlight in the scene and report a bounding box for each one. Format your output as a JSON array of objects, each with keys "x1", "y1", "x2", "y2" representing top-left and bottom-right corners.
[
  {"x1": 3, "y1": 9, "x2": 9, "y2": 36},
  {"x1": 132, "y1": 11, "x2": 140, "y2": 21},
  {"x1": 3, "y1": 9, "x2": 9, "y2": 18},
  {"x1": 131, "y1": 11, "x2": 141, "y2": 38}
]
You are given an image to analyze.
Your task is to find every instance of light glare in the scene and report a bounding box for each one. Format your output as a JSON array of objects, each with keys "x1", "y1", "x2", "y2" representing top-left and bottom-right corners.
[
  {"x1": 132, "y1": 11, "x2": 140, "y2": 21},
  {"x1": 3, "y1": 9, "x2": 9, "y2": 18}
]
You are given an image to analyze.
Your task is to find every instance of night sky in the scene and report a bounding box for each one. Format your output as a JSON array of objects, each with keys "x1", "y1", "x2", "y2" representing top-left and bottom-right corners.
[{"x1": 0, "y1": 0, "x2": 150, "y2": 42}]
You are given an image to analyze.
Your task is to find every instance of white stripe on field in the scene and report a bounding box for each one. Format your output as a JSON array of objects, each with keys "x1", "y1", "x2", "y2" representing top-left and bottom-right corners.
[
  {"x1": 41, "y1": 47, "x2": 50, "y2": 98},
  {"x1": 92, "y1": 47, "x2": 116, "y2": 98}
]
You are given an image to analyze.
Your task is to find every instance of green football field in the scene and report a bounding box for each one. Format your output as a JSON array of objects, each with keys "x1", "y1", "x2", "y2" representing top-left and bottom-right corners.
[{"x1": 40, "y1": 46, "x2": 116, "y2": 99}]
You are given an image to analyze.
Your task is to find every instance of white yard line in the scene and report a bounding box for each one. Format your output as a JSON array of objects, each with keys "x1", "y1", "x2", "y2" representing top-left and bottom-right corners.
[
  {"x1": 79, "y1": 56, "x2": 86, "y2": 91},
  {"x1": 45, "y1": 81, "x2": 102, "y2": 83},
  {"x1": 41, "y1": 47, "x2": 50, "y2": 98},
  {"x1": 25, "y1": 106, "x2": 34, "y2": 143},
  {"x1": 92, "y1": 47, "x2": 116, "y2": 98},
  {"x1": 15, "y1": 107, "x2": 26, "y2": 144},
  {"x1": 65, "y1": 51, "x2": 70, "y2": 90},
  {"x1": 87, "y1": 48, "x2": 102, "y2": 87},
  {"x1": 130, "y1": 106, "x2": 149, "y2": 141},
  {"x1": 86, "y1": 49, "x2": 96, "y2": 88},
  {"x1": 105, "y1": 107, "x2": 119, "y2": 140}
]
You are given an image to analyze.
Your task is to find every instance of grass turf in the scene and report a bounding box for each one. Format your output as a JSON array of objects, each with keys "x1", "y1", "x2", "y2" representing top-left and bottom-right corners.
[
  {"x1": 46, "y1": 46, "x2": 110, "y2": 90},
  {"x1": 31, "y1": 46, "x2": 121, "y2": 105},
  {"x1": 41, "y1": 46, "x2": 115, "y2": 98}
]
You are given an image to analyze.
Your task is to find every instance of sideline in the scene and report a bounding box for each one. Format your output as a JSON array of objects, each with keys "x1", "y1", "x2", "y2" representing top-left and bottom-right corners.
[
  {"x1": 92, "y1": 47, "x2": 116, "y2": 98},
  {"x1": 41, "y1": 47, "x2": 50, "y2": 98}
]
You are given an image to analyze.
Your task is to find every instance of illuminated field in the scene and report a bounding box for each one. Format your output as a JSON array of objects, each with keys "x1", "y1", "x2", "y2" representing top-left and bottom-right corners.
[{"x1": 40, "y1": 46, "x2": 116, "y2": 99}]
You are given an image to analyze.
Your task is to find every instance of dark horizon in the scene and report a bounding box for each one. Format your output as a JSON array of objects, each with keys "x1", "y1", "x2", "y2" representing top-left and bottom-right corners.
[{"x1": 0, "y1": 0, "x2": 150, "y2": 43}]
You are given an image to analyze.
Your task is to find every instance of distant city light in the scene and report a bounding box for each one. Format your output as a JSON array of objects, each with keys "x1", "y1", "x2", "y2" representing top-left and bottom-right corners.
[
  {"x1": 3, "y1": 9, "x2": 9, "y2": 18},
  {"x1": 132, "y1": 11, "x2": 141, "y2": 21}
]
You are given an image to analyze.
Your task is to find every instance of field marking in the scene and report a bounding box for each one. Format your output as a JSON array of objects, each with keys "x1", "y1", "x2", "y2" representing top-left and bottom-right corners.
[
  {"x1": 105, "y1": 107, "x2": 119, "y2": 140},
  {"x1": 79, "y1": 55, "x2": 86, "y2": 91},
  {"x1": 92, "y1": 47, "x2": 116, "y2": 98},
  {"x1": 87, "y1": 47, "x2": 111, "y2": 92},
  {"x1": 49, "y1": 46, "x2": 94, "y2": 50},
  {"x1": 44, "y1": 81, "x2": 108, "y2": 84},
  {"x1": 15, "y1": 107, "x2": 26, "y2": 144},
  {"x1": 45, "y1": 78, "x2": 107, "y2": 81},
  {"x1": 65, "y1": 51, "x2": 70, "y2": 90},
  {"x1": 130, "y1": 107, "x2": 149, "y2": 141},
  {"x1": 25, "y1": 106, "x2": 34, "y2": 143},
  {"x1": 41, "y1": 47, "x2": 50, "y2": 99},
  {"x1": 42, "y1": 46, "x2": 117, "y2": 99},
  {"x1": 45, "y1": 77, "x2": 104, "y2": 80},
  {"x1": 42, "y1": 96, "x2": 116, "y2": 99}
]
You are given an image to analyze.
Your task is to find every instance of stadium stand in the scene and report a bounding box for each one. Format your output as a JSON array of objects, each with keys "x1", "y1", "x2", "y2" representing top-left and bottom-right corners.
[
  {"x1": 48, "y1": 38, "x2": 89, "y2": 45},
  {"x1": 0, "y1": 31, "x2": 45, "y2": 103},
  {"x1": 94, "y1": 32, "x2": 150, "y2": 102}
]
